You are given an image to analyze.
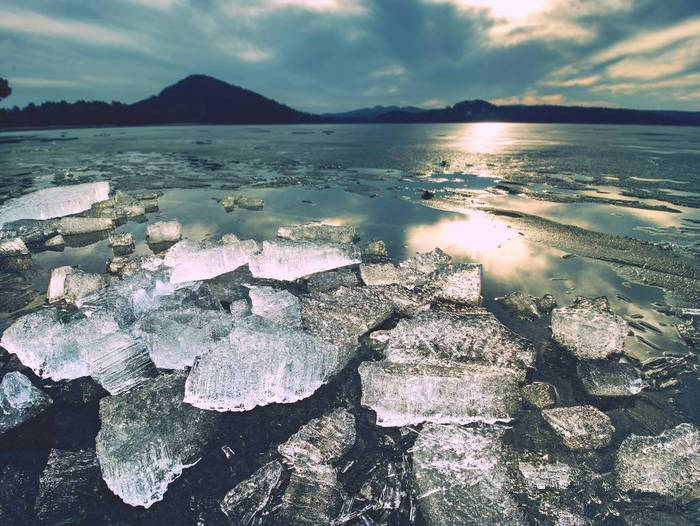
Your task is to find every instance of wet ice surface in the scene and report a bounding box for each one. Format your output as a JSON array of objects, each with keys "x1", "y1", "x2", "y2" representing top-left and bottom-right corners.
[{"x1": 0, "y1": 123, "x2": 699, "y2": 525}]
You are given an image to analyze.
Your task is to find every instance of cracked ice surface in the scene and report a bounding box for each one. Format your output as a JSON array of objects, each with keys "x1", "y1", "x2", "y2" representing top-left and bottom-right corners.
[
  {"x1": 551, "y1": 296, "x2": 628, "y2": 359},
  {"x1": 249, "y1": 239, "x2": 361, "y2": 281},
  {"x1": 0, "y1": 182, "x2": 110, "y2": 227},
  {"x1": 80, "y1": 332, "x2": 155, "y2": 395},
  {"x1": 0, "y1": 371, "x2": 53, "y2": 435},
  {"x1": 372, "y1": 311, "x2": 534, "y2": 373},
  {"x1": 131, "y1": 306, "x2": 233, "y2": 369},
  {"x1": 220, "y1": 461, "x2": 284, "y2": 525},
  {"x1": 359, "y1": 361, "x2": 521, "y2": 426},
  {"x1": 184, "y1": 316, "x2": 339, "y2": 411},
  {"x1": 412, "y1": 424, "x2": 527, "y2": 526},
  {"x1": 277, "y1": 222, "x2": 358, "y2": 244},
  {"x1": 615, "y1": 423, "x2": 700, "y2": 500},
  {"x1": 96, "y1": 372, "x2": 217, "y2": 508},
  {"x1": 163, "y1": 239, "x2": 259, "y2": 284},
  {"x1": 0, "y1": 310, "x2": 119, "y2": 381},
  {"x1": 248, "y1": 285, "x2": 302, "y2": 328}
]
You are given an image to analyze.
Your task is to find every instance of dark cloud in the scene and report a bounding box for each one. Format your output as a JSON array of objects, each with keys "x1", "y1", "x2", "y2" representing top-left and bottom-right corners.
[{"x1": 2, "y1": 0, "x2": 699, "y2": 111}]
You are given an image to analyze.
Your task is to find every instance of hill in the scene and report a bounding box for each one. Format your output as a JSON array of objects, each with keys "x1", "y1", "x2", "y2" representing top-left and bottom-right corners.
[{"x1": 1, "y1": 75, "x2": 698, "y2": 128}]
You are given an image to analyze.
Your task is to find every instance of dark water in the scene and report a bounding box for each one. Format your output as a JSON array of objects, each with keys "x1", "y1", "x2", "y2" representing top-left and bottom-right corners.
[{"x1": 0, "y1": 123, "x2": 698, "y2": 524}]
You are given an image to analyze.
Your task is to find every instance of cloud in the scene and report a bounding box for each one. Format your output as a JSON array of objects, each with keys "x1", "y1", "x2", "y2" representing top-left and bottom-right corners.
[
  {"x1": 124, "y1": 0, "x2": 185, "y2": 9},
  {"x1": 422, "y1": 98, "x2": 447, "y2": 108},
  {"x1": 0, "y1": 8, "x2": 146, "y2": 50},
  {"x1": 8, "y1": 77, "x2": 81, "y2": 88},
  {"x1": 491, "y1": 91, "x2": 565, "y2": 105},
  {"x1": 541, "y1": 75, "x2": 601, "y2": 87},
  {"x1": 370, "y1": 64, "x2": 406, "y2": 78},
  {"x1": 592, "y1": 16, "x2": 700, "y2": 64},
  {"x1": 222, "y1": 0, "x2": 366, "y2": 18}
]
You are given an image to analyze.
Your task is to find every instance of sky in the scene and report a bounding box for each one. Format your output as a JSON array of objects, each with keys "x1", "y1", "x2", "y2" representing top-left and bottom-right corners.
[{"x1": 1, "y1": 0, "x2": 699, "y2": 112}]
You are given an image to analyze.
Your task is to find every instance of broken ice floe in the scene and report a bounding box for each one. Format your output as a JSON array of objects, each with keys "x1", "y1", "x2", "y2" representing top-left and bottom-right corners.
[
  {"x1": 542, "y1": 405, "x2": 614, "y2": 450},
  {"x1": 249, "y1": 239, "x2": 361, "y2": 281},
  {"x1": 615, "y1": 423, "x2": 699, "y2": 500},
  {"x1": 56, "y1": 217, "x2": 113, "y2": 235},
  {"x1": 0, "y1": 309, "x2": 119, "y2": 381},
  {"x1": 359, "y1": 361, "x2": 521, "y2": 426},
  {"x1": 370, "y1": 310, "x2": 535, "y2": 372},
  {"x1": 0, "y1": 181, "x2": 110, "y2": 226},
  {"x1": 220, "y1": 461, "x2": 284, "y2": 525},
  {"x1": 576, "y1": 361, "x2": 643, "y2": 397},
  {"x1": 0, "y1": 371, "x2": 53, "y2": 435},
  {"x1": 412, "y1": 424, "x2": 527, "y2": 526},
  {"x1": 496, "y1": 291, "x2": 557, "y2": 320},
  {"x1": 248, "y1": 285, "x2": 302, "y2": 328},
  {"x1": 277, "y1": 221, "x2": 358, "y2": 244},
  {"x1": 146, "y1": 220, "x2": 182, "y2": 244},
  {"x1": 80, "y1": 332, "x2": 155, "y2": 395},
  {"x1": 48, "y1": 267, "x2": 106, "y2": 305},
  {"x1": 184, "y1": 316, "x2": 339, "y2": 411},
  {"x1": 276, "y1": 409, "x2": 356, "y2": 525},
  {"x1": 109, "y1": 232, "x2": 135, "y2": 255},
  {"x1": 96, "y1": 372, "x2": 217, "y2": 508},
  {"x1": 0, "y1": 237, "x2": 29, "y2": 257},
  {"x1": 163, "y1": 238, "x2": 259, "y2": 284},
  {"x1": 551, "y1": 297, "x2": 628, "y2": 359},
  {"x1": 521, "y1": 382, "x2": 557, "y2": 409}
]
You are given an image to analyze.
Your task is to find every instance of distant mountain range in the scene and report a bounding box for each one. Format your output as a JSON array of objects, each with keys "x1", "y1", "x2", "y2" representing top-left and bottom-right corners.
[{"x1": 1, "y1": 74, "x2": 699, "y2": 128}]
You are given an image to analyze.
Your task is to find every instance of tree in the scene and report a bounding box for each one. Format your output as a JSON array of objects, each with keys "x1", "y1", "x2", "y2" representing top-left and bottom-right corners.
[{"x1": 0, "y1": 78, "x2": 11, "y2": 101}]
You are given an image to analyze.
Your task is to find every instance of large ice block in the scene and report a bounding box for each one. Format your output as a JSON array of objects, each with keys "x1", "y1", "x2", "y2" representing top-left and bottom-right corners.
[
  {"x1": 372, "y1": 311, "x2": 534, "y2": 372},
  {"x1": 0, "y1": 182, "x2": 110, "y2": 226},
  {"x1": 0, "y1": 237, "x2": 29, "y2": 257},
  {"x1": 57, "y1": 217, "x2": 113, "y2": 235},
  {"x1": 96, "y1": 372, "x2": 217, "y2": 508},
  {"x1": 248, "y1": 285, "x2": 302, "y2": 328},
  {"x1": 0, "y1": 371, "x2": 53, "y2": 435},
  {"x1": 551, "y1": 296, "x2": 628, "y2": 359},
  {"x1": 131, "y1": 306, "x2": 234, "y2": 369},
  {"x1": 542, "y1": 406, "x2": 614, "y2": 450},
  {"x1": 184, "y1": 317, "x2": 339, "y2": 411},
  {"x1": 80, "y1": 332, "x2": 155, "y2": 395},
  {"x1": 359, "y1": 361, "x2": 521, "y2": 426},
  {"x1": 576, "y1": 361, "x2": 642, "y2": 397},
  {"x1": 146, "y1": 220, "x2": 182, "y2": 244},
  {"x1": 249, "y1": 239, "x2": 361, "y2": 281},
  {"x1": 615, "y1": 423, "x2": 699, "y2": 500},
  {"x1": 412, "y1": 424, "x2": 527, "y2": 526},
  {"x1": 277, "y1": 222, "x2": 358, "y2": 244},
  {"x1": 0, "y1": 309, "x2": 119, "y2": 381},
  {"x1": 220, "y1": 461, "x2": 284, "y2": 525},
  {"x1": 163, "y1": 239, "x2": 259, "y2": 284}
]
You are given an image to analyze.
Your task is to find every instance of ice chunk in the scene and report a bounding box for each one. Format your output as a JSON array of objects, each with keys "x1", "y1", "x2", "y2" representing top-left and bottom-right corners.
[
  {"x1": 615, "y1": 423, "x2": 699, "y2": 500},
  {"x1": 518, "y1": 460, "x2": 573, "y2": 490},
  {"x1": 220, "y1": 461, "x2": 284, "y2": 525},
  {"x1": 306, "y1": 269, "x2": 358, "y2": 292},
  {"x1": 622, "y1": 510, "x2": 695, "y2": 526},
  {"x1": 131, "y1": 306, "x2": 234, "y2": 369},
  {"x1": 0, "y1": 218, "x2": 59, "y2": 245},
  {"x1": 109, "y1": 232, "x2": 135, "y2": 255},
  {"x1": 277, "y1": 222, "x2": 358, "y2": 244},
  {"x1": 363, "y1": 239, "x2": 387, "y2": 261},
  {"x1": 96, "y1": 372, "x2": 217, "y2": 508},
  {"x1": 87, "y1": 192, "x2": 146, "y2": 220},
  {"x1": 57, "y1": 217, "x2": 113, "y2": 235},
  {"x1": 184, "y1": 317, "x2": 339, "y2": 411},
  {"x1": 47, "y1": 266, "x2": 74, "y2": 303},
  {"x1": 0, "y1": 371, "x2": 52, "y2": 435},
  {"x1": 274, "y1": 409, "x2": 356, "y2": 526},
  {"x1": 249, "y1": 239, "x2": 361, "y2": 281},
  {"x1": 412, "y1": 424, "x2": 527, "y2": 526},
  {"x1": 359, "y1": 263, "x2": 417, "y2": 287},
  {"x1": 34, "y1": 449, "x2": 107, "y2": 525},
  {"x1": 0, "y1": 309, "x2": 119, "y2": 381},
  {"x1": 373, "y1": 311, "x2": 535, "y2": 372},
  {"x1": 522, "y1": 382, "x2": 557, "y2": 409},
  {"x1": 425, "y1": 263, "x2": 482, "y2": 305},
  {"x1": 277, "y1": 463, "x2": 343, "y2": 526},
  {"x1": 80, "y1": 332, "x2": 155, "y2": 395},
  {"x1": 146, "y1": 220, "x2": 182, "y2": 244},
  {"x1": 278, "y1": 408, "x2": 356, "y2": 465},
  {"x1": 236, "y1": 196, "x2": 264, "y2": 210},
  {"x1": 496, "y1": 292, "x2": 557, "y2": 320},
  {"x1": 576, "y1": 361, "x2": 642, "y2": 397},
  {"x1": 0, "y1": 181, "x2": 109, "y2": 226},
  {"x1": 248, "y1": 285, "x2": 302, "y2": 328},
  {"x1": 400, "y1": 248, "x2": 451, "y2": 274},
  {"x1": 542, "y1": 406, "x2": 614, "y2": 450},
  {"x1": 63, "y1": 270, "x2": 106, "y2": 303},
  {"x1": 301, "y1": 286, "x2": 396, "y2": 366},
  {"x1": 229, "y1": 298, "x2": 251, "y2": 318},
  {"x1": 551, "y1": 297, "x2": 628, "y2": 359},
  {"x1": 359, "y1": 361, "x2": 521, "y2": 426},
  {"x1": 0, "y1": 237, "x2": 29, "y2": 257},
  {"x1": 163, "y1": 239, "x2": 258, "y2": 284},
  {"x1": 44, "y1": 234, "x2": 65, "y2": 250}
]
